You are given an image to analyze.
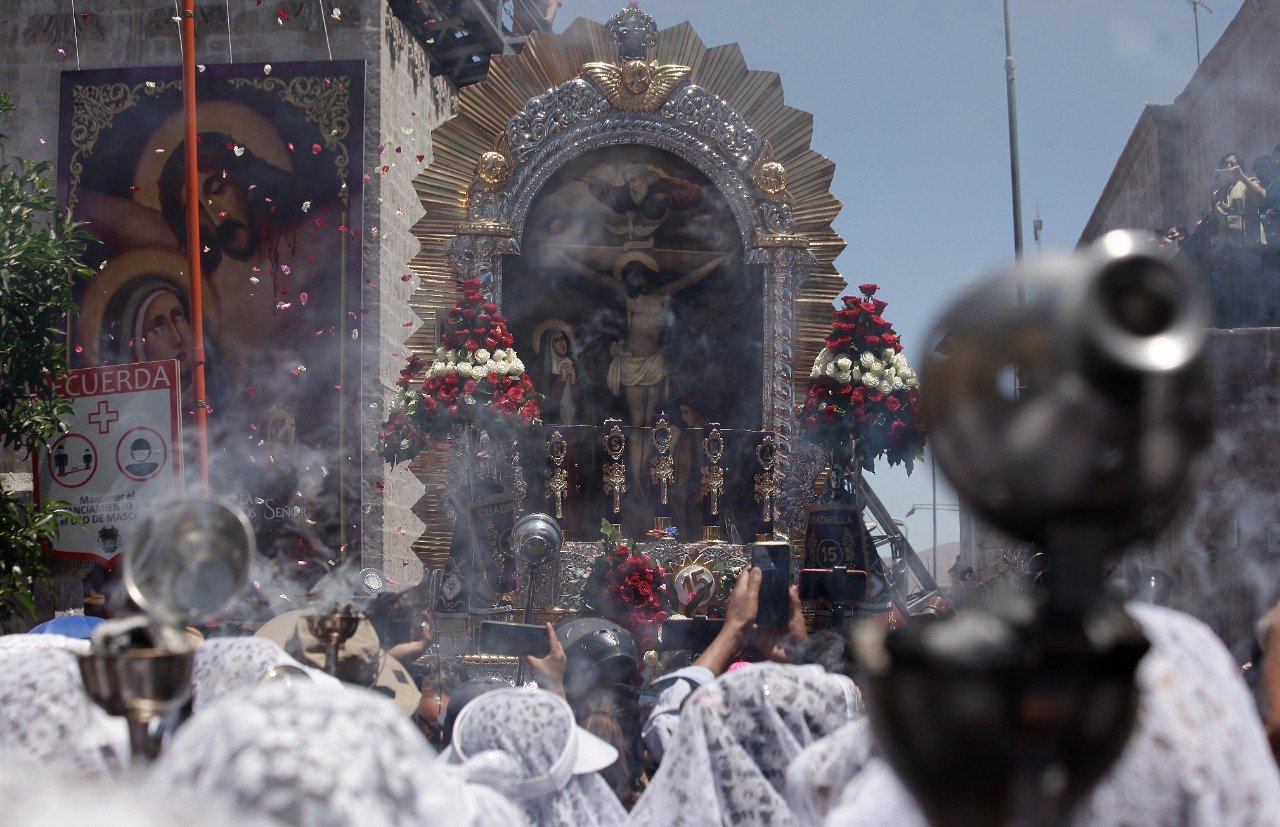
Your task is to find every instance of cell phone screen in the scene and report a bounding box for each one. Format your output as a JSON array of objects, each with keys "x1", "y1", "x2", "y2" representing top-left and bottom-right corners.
[
  {"x1": 751, "y1": 541, "x2": 791, "y2": 628},
  {"x1": 477, "y1": 621, "x2": 551, "y2": 657}
]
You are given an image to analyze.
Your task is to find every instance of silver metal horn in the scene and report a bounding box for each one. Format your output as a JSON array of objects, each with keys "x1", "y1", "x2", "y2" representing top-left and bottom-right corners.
[
  {"x1": 124, "y1": 497, "x2": 255, "y2": 626},
  {"x1": 920, "y1": 229, "x2": 1211, "y2": 549},
  {"x1": 510, "y1": 512, "x2": 564, "y2": 567}
]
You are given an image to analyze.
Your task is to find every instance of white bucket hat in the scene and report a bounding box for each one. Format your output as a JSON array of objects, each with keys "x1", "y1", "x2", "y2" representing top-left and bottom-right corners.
[{"x1": 441, "y1": 686, "x2": 618, "y2": 800}]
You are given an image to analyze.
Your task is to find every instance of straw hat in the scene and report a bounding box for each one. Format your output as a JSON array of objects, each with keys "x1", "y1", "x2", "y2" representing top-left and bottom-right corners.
[{"x1": 255, "y1": 610, "x2": 419, "y2": 716}]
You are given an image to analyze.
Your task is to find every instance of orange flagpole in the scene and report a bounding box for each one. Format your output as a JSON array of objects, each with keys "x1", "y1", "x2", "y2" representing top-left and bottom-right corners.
[{"x1": 180, "y1": 0, "x2": 210, "y2": 493}]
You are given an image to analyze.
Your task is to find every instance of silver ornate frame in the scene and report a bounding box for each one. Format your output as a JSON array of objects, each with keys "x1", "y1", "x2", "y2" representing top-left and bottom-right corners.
[{"x1": 442, "y1": 65, "x2": 814, "y2": 473}]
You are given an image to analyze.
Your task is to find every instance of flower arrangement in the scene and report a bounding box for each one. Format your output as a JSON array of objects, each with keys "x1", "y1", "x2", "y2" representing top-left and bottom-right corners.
[
  {"x1": 799, "y1": 283, "x2": 926, "y2": 473},
  {"x1": 377, "y1": 278, "x2": 539, "y2": 465},
  {"x1": 581, "y1": 522, "x2": 668, "y2": 652}
]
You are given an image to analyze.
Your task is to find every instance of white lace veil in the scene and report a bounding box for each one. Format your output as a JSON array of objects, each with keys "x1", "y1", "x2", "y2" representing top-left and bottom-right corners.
[
  {"x1": 0, "y1": 631, "x2": 89, "y2": 655},
  {"x1": 0, "y1": 640, "x2": 128, "y2": 776},
  {"x1": 149, "y1": 680, "x2": 528, "y2": 827},
  {"x1": 809, "y1": 603, "x2": 1280, "y2": 826},
  {"x1": 629, "y1": 662, "x2": 861, "y2": 827},
  {"x1": 192, "y1": 636, "x2": 337, "y2": 712},
  {"x1": 444, "y1": 686, "x2": 628, "y2": 827},
  {"x1": 0, "y1": 766, "x2": 279, "y2": 827}
]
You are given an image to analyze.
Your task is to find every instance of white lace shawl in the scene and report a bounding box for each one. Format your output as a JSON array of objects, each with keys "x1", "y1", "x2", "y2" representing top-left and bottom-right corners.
[
  {"x1": 445, "y1": 686, "x2": 628, "y2": 827},
  {"x1": 0, "y1": 642, "x2": 128, "y2": 776},
  {"x1": 629, "y1": 662, "x2": 862, "y2": 827},
  {"x1": 149, "y1": 680, "x2": 528, "y2": 827},
  {"x1": 796, "y1": 603, "x2": 1280, "y2": 826},
  {"x1": 192, "y1": 636, "x2": 337, "y2": 712}
]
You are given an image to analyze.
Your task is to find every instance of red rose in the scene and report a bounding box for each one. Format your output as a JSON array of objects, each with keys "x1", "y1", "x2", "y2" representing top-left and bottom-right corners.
[
  {"x1": 858, "y1": 283, "x2": 878, "y2": 297},
  {"x1": 464, "y1": 339, "x2": 480, "y2": 352},
  {"x1": 885, "y1": 395, "x2": 902, "y2": 412},
  {"x1": 871, "y1": 298, "x2": 888, "y2": 314}
]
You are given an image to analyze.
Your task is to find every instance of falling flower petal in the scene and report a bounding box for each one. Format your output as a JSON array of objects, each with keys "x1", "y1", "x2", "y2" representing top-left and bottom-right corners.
[
  {"x1": 311, "y1": 142, "x2": 321, "y2": 154},
  {"x1": 276, "y1": 301, "x2": 291, "y2": 311},
  {"x1": 279, "y1": 264, "x2": 291, "y2": 275},
  {"x1": 264, "y1": 64, "x2": 272, "y2": 74},
  {"x1": 301, "y1": 200, "x2": 311, "y2": 212},
  {"x1": 249, "y1": 276, "x2": 260, "y2": 284},
  {"x1": 299, "y1": 292, "x2": 309, "y2": 306}
]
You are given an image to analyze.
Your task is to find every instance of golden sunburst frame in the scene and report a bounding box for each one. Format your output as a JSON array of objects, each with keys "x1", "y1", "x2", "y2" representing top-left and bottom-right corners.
[{"x1": 407, "y1": 5, "x2": 846, "y2": 563}]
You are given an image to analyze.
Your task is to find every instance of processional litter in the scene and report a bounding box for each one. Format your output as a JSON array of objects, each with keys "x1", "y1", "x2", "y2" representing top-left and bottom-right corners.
[{"x1": 372, "y1": 2, "x2": 942, "y2": 670}]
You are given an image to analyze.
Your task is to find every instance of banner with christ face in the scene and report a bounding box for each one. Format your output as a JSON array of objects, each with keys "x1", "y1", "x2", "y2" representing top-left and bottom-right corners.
[{"x1": 58, "y1": 61, "x2": 365, "y2": 568}]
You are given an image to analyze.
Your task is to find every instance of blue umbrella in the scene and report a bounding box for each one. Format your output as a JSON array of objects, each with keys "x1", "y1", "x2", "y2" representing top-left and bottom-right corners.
[{"x1": 28, "y1": 614, "x2": 104, "y2": 639}]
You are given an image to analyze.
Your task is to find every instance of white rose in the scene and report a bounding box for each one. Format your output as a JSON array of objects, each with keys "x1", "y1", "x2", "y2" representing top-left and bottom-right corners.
[
  {"x1": 870, "y1": 358, "x2": 884, "y2": 373},
  {"x1": 512, "y1": 357, "x2": 525, "y2": 372},
  {"x1": 824, "y1": 361, "x2": 839, "y2": 378},
  {"x1": 850, "y1": 366, "x2": 862, "y2": 381},
  {"x1": 878, "y1": 381, "x2": 893, "y2": 395},
  {"x1": 861, "y1": 373, "x2": 877, "y2": 388},
  {"x1": 891, "y1": 375, "x2": 905, "y2": 390},
  {"x1": 435, "y1": 347, "x2": 446, "y2": 360},
  {"x1": 860, "y1": 351, "x2": 876, "y2": 369},
  {"x1": 835, "y1": 356, "x2": 853, "y2": 372},
  {"x1": 485, "y1": 360, "x2": 499, "y2": 374},
  {"x1": 474, "y1": 348, "x2": 490, "y2": 363},
  {"x1": 882, "y1": 348, "x2": 897, "y2": 362},
  {"x1": 834, "y1": 371, "x2": 852, "y2": 384},
  {"x1": 505, "y1": 363, "x2": 520, "y2": 376}
]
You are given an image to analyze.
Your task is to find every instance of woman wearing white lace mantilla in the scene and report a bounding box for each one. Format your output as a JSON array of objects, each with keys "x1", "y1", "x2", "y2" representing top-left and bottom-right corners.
[
  {"x1": 629, "y1": 661, "x2": 861, "y2": 827},
  {"x1": 440, "y1": 685, "x2": 628, "y2": 826},
  {"x1": 787, "y1": 603, "x2": 1280, "y2": 826}
]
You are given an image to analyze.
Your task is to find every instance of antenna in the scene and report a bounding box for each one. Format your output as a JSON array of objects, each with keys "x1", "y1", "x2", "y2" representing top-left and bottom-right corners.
[{"x1": 1188, "y1": 0, "x2": 1214, "y2": 66}]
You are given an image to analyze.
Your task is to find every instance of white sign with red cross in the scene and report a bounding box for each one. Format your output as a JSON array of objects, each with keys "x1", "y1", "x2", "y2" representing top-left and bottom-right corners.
[{"x1": 35, "y1": 361, "x2": 184, "y2": 564}]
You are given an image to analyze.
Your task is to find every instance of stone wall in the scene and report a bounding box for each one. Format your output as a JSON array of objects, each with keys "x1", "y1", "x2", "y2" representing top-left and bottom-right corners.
[{"x1": 0, "y1": 0, "x2": 456, "y2": 611}]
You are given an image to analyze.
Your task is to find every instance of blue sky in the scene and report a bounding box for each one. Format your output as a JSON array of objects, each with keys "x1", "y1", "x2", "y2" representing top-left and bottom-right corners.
[{"x1": 559, "y1": 1, "x2": 1243, "y2": 562}]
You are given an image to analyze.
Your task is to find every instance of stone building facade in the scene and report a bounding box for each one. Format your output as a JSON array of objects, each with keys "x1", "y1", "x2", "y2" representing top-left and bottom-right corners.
[{"x1": 0, "y1": 0, "x2": 472, "y2": 612}]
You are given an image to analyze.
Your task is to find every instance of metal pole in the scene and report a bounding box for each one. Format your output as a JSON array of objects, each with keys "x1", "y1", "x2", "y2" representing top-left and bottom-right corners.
[
  {"x1": 1003, "y1": 0, "x2": 1028, "y2": 404},
  {"x1": 931, "y1": 454, "x2": 938, "y2": 579},
  {"x1": 1003, "y1": 0, "x2": 1025, "y2": 263},
  {"x1": 1193, "y1": 2, "x2": 1202, "y2": 65},
  {"x1": 180, "y1": 0, "x2": 210, "y2": 493}
]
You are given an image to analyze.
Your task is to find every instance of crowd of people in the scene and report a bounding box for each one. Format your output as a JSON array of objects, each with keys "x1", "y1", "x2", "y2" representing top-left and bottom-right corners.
[
  {"x1": 1146, "y1": 144, "x2": 1280, "y2": 326},
  {"x1": 3, "y1": 560, "x2": 1280, "y2": 826}
]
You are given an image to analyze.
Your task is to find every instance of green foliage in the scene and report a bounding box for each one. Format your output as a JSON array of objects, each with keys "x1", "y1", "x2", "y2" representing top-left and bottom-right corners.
[{"x1": 0, "y1": 91, "x2": 94, "y2": 623}]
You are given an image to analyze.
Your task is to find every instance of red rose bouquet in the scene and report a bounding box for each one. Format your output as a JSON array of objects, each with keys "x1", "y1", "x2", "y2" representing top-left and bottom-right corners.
[
  {"x1": 377, "y1": 279, "x2": 540, "y2": 465},
  {"x1": 798, "y1": 283, "x2": 926, "y2": 473},
  {"x1": 581, "y1": 522, "x2": 668, "y2": 652}
]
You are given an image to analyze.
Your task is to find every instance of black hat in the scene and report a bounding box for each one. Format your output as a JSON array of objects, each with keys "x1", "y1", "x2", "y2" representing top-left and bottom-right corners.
[{"x1": 555, "y1": 617, "x2": 639, "y2": 698}]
